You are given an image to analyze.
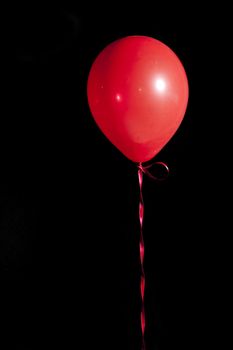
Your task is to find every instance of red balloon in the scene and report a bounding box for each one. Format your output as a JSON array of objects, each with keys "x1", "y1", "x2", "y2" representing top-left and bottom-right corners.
[{"x1": 87, "y1": 36, "x2": 189, "y2": 163}]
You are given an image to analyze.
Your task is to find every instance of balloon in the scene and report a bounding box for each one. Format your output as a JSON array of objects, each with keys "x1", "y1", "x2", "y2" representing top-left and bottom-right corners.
[{"x1": 87, "y1": 36, "x2": 189, "y2": 163}]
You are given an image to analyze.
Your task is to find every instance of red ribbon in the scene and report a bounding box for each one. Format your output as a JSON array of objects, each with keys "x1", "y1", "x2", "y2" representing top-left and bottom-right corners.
[{"x1": 137, "y1": 161, "x2": 169, "y2": 350}]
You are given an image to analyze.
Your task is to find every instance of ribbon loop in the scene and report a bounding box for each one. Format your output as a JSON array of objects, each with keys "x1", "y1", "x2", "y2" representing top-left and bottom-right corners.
[{"x1": 139, "y1": 161, "x2": 169, "y2": 181}]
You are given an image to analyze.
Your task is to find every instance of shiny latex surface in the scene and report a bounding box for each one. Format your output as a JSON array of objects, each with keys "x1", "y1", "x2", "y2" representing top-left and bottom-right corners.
[{"x1": 87, "y1": 36, "x2": 189, "y2": 163}]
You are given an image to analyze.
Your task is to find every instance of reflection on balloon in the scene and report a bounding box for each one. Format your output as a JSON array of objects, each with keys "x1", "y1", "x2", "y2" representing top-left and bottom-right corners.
[{"x1": 154, "y1": 78, "x2": 166, "y2": 92}]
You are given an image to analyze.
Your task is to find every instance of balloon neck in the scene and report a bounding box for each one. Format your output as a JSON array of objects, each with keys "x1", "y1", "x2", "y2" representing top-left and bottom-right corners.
[{"x1": 138, "y1": 162, "x2": 143, "y2": 170}]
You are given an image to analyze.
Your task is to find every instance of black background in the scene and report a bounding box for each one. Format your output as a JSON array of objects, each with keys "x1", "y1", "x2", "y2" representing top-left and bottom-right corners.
[{"x1": 1, "y1": 3, "x2": 230, "y2": 349}]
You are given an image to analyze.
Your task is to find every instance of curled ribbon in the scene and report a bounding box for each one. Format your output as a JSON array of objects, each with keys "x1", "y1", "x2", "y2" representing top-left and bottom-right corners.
[{"x1": 137, "y1": 161, "x2": 169, "y2": 350}]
